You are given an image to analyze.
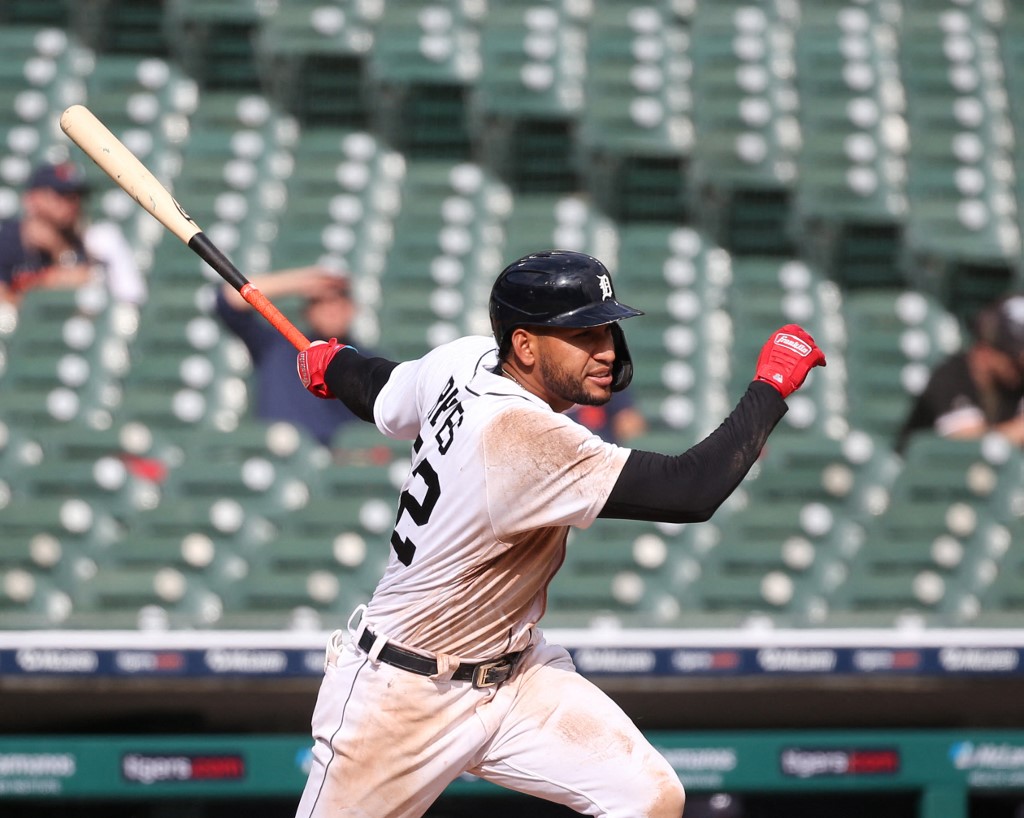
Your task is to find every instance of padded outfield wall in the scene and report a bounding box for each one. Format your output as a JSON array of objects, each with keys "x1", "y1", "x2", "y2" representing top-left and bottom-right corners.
[{"x1": 3, "y1": 629, "x2": 1024, "y2": 817}]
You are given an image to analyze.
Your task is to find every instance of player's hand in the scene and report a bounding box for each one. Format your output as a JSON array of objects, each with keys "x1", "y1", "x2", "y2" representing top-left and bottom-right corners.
[
  {"x1": 754, "y1": 324, "x2": 826, "y2": 398},
  {"x1": 297, "y1": 337, "x2": 347, "y2": 399}
]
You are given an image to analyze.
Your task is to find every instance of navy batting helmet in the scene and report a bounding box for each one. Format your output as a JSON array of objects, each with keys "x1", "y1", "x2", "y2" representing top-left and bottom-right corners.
[{"x1": 489, "y1": 250, "x2": 643, "y2": 391}]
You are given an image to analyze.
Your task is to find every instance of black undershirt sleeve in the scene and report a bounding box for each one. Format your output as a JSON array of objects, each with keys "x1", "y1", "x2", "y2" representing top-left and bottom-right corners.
[
  {"x1": 600, "y1": 381, "x2": 788, "y2": 523},
  {"x1": 323, "y1": 347, "x2": 399, "y2": 422}
]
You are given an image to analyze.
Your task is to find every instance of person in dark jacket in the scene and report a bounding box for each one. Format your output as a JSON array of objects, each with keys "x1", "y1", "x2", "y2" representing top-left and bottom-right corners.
[
  {"x1": 897, "y1": 294, "x2": 1024, "y2": 453},
  {"x1": 215, "y1": 265, "x2": 367, "y2": 447}
]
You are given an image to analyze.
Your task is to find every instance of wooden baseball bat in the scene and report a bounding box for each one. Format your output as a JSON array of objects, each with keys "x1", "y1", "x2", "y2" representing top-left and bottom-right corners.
[{"x1": 59, "y1": 104, "x2": 310, "y2": 351}]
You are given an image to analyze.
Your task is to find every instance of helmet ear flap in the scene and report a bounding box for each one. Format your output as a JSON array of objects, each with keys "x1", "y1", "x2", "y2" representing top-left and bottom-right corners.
[{"x1": 610, "y1": 323, "x2": 634, "y2": 392}]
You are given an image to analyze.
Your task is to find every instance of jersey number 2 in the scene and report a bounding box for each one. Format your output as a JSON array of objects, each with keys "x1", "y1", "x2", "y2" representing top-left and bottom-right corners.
[{"x1": 390, "y1": 457, "x2": 440, "y2": 566}]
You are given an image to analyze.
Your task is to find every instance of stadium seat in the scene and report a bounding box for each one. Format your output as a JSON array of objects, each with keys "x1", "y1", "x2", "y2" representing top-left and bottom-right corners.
[
  {"x1": 578, "y1": 5, "x2": 692, "y2": 221},
  {"x1": 469, "y1": 2, "x2": 590, "y2": 192},
  {"x1": 686, "y1": 2, "x2": 799, "y2": 254},
  {"x1": 748, "y1": 430, "x2": 899, "y2": 520},
  {"x1": 0, "y1": 0, "x2": 68, "y2": 26},
  {"x1": 790, "y1": 3, "x2": 908, "y2": 289},
  {"x1": 842, "y1": 288, "x2": 962, "y2": 442},
  {"x1": 898, "y1": 5, "x2": 1021, "y2": 322},
  {"x1": 69, "y1": 562, "x2": 224, "y2": 628},
  {"x1": 609, "y1": 224, "x2": 732, "y2": 447},
  {"x1": 70, "y1": 0, "x2": 167, "y2": 55},
  {"x1": 254, "y1": 0, "x2": 379, "y2": 128},
  {"x1": 163, "y1": 0, "x2": 264, "y2": 91},
  {"x1": 365, "y1": 1, "x2": 481, "y2": 157},
  {"x1": 968, "y1": 517, "x2": 1024, "y2": 626}
]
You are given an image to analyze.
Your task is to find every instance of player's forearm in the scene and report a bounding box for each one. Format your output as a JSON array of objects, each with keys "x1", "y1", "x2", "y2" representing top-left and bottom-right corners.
[
  {"x1": 324, "y1": 347, "x2": 399, "y2": 421},
  {"x1": 600, "y1": 381, "x2": 786, "y2": 523}
]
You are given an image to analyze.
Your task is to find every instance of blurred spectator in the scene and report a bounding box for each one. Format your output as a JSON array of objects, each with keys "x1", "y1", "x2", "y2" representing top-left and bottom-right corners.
[
  {"x1": 85, "y1": 220, "x2": 147, "y2": 305},
  {"x1": 216, "y1": 265, "x2": 367, "y2": 447},
  {"x1": 896, "y1": 293, "x2": 1024, "y2": 452},
  {"x1": 0, "y1": 161, "x2": 146, "y2": 306},
  {"x1": 565, "y1": 388, "x2": 647, "y2": 444}
]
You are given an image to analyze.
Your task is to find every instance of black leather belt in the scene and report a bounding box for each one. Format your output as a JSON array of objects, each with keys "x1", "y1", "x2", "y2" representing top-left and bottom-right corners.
[{"x1": 357, "y1": 629, "x2": 522, "y2": 689}]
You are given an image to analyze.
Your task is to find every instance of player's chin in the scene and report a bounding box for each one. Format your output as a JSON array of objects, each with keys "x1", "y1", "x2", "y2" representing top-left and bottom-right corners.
[{"x1": 584, "y1": 377, "x2": 613, "y2": 402}]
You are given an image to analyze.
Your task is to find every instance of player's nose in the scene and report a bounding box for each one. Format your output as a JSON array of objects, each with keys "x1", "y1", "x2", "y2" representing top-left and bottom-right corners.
[{"x1": 595, "y1": 325, "x2": 616, "y2": 355}]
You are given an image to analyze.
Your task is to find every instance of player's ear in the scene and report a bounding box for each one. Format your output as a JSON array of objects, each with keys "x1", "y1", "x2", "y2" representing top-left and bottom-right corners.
[{"x1": 508, "y1": 327, "x2": 537, "y2": 367}]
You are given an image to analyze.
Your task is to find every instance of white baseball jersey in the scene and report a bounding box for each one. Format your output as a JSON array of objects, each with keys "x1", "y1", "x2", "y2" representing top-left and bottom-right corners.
[{"x1": 366, "y1": 335, "x2": 631, "y2": 661}]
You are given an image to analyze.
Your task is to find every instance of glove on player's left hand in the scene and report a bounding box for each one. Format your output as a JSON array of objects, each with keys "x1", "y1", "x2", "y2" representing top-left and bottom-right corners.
[
  {"x1": 754, "y1": 324, "x2": 826, "y2": 398},
  {"x1": 297, "y1": 338, "x2": 348, "y2": 399}
]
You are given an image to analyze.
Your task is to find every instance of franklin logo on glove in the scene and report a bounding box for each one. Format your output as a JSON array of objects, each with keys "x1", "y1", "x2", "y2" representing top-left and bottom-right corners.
[{"x1": 774, "y1": 333, "x2": 814, "y2": 357}]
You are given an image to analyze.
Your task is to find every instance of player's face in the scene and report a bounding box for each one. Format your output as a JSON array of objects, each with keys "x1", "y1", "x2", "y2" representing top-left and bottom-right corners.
[{"x1": 535, "y1": 324, "x2": 616, "y2": 411}]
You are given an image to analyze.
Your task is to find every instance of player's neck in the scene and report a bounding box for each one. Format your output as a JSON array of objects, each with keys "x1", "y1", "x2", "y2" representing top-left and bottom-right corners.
[
  {"x1": 501, "y1": 366, "x2": 573, "y2": 412},
  {"x1": 501, "y1": 367, "x2": 527, "y2": 389}
]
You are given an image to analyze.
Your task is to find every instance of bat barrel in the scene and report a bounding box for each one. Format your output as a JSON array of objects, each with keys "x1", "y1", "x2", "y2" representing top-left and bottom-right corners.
[{"x1": 61, "y1": 104, "x2": 311, "y2": 352}]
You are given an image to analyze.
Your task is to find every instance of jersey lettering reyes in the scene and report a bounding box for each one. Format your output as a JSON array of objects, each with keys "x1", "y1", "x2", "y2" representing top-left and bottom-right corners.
[
  {"x1": 428, "y1": 376, "x2": 465, "y2": 454},
  {"x1": 389, "y1": 377, "x2": 465, "y2": 565}
]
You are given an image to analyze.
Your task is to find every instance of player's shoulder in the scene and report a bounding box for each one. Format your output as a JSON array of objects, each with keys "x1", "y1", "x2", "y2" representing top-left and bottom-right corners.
[
  {"x1": 417, "y1": 335, "x2": 498, "y2": 379},
  {"x1": 426, "y1": 335, "x2": 497, "y2": 360},
  {"x1": 389, "y1": 335, "x2": 498, "y2": 404}
]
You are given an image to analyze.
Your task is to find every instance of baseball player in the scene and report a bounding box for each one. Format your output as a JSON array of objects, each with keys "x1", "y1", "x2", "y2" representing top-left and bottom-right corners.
[{"x1": 293, "y1": 250, "x2": 825, "y2": 818}]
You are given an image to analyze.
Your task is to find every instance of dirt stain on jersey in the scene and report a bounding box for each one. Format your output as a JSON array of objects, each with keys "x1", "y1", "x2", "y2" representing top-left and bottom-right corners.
[
  {"x1": 487, "y1": 407, "x2": 594, "y2": 498},
  {"x1": 401, "y1": 527, "x2": 565, "y2": 657},
  {"x1": 484, "y1": 406, "x2": 627, "y2": 542}
]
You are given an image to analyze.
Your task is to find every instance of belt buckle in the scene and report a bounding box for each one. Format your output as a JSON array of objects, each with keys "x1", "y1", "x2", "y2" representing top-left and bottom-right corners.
[{"x1": 472, "y1": 660, "x2": 507, "y2": 689}]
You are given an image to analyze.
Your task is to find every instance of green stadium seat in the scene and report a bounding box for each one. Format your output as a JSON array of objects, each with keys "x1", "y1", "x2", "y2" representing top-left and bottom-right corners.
[
  {"x1": 253, "y1": 0, "x2": 380, "y2": 128},
  {"x1": 374, "y1": 159, "x2": 511, "y2": 358},
  {"x1": 163, "y1": 0, "x2": 264, "y2": 91},
  {"x1": 0, "y1": 569, "x2": 69, "y2": 628},
  {"x1": 213, "y1": 563, "x2": 365, "y2": 625},
  {"x1": 578, "y1": 5, "x2": 692, "y2": 221},
  {"x1": 605, "y1": 225, "x2": 733, "y2": 447},
  {"x1": 842, "y1": 288, "x2": 962, "y2": 442},
  {"x1": 365, "y1": 1, "x2": 481, "y2": 157},
  {"x1": 898, "y1": 5, "x2": 1021, "y2": 322},
  {"x1": 749, "y1": 430, "x2": 899, "y2": 519},
  {"x1": 967, "y1": 517, "x2": 1024, "y2": 625},
  {"x1": 68, "y1": 562, "x2": 224, "y2": 628},
  {"x1": 824, "y1": 494, "x2": 997, "y2": 625},
  {"x1": 790, "y1": 4, "x2": 907, "y2": 289},
  {"x1": 686, "y1": 2, "x2": 799, "y2": 254},
  {"x1": 0, "y1": 494, "x2": 123, "y2": 576},
  {"x1": 70, "y1": 0, "x2": 167, "y2": 55},
  {"x1": 469, "y1": 3, "x2": 590, "y2": 192},
  {"x1": 0, "y1": 0, "x2": 69, "y2": 26}
]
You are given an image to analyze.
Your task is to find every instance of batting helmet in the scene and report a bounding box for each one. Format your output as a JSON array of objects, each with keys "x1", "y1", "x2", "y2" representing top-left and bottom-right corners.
[{"x1": 489, "y1": 250, "x2": 643, "y2": 391}]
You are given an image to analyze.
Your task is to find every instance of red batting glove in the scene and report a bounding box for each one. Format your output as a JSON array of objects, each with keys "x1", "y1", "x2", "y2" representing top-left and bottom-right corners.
[
  {"x1": 754, "y1": 324, "x2": 826, "y2": 398},
  {"x1": 297, "y1": 338, "x2": 347, "y2": 399}
]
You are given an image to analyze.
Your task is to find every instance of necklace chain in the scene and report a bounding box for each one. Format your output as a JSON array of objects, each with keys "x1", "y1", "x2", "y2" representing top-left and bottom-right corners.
[{"x1": 501, "y1": 367, "x2": 526, "y2": 389}]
